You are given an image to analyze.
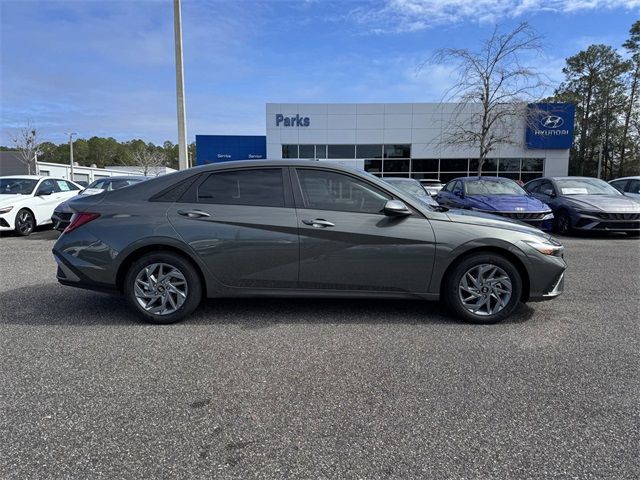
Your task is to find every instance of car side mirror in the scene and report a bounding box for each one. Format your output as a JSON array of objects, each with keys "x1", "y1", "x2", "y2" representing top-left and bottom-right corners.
[
  {"x1": 543, "y1": 189, "x2": 555, "y2": 197},
  {"x1": 383, "y1": 199, "x2": 411, "y2": 217},
  {"x1": 36, "y1": 187, "x2": 53, "y2": 196}
]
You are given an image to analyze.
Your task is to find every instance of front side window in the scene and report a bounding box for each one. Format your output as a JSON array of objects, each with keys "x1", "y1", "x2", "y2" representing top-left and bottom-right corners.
[
  {"x1": 38, "y1": 179, "x2": 60, "y2": 194},
  {"x1": 297, "y1": 169, "x2": 391, "y2": 214},
  {"x1": 197, "y1": 169, "x2": 285, "y2": 207},
  {"x1": 627, "y1": 179, "x2": 640, "y2": 194}
]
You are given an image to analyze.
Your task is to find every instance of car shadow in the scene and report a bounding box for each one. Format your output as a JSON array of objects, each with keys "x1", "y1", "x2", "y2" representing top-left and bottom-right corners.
[
  {"x1": 0, "y1": 226, "x2": 60, "y2": 239},
  {"x1": 0, "y1": 283, "x2": 535, "y2": 327}
]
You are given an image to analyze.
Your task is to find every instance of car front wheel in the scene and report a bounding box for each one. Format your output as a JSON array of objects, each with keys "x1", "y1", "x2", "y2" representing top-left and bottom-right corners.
[
  {"x1": 445, "y1": 253, "x2": 523, "y2": 324},
  {"x1": 124, "y1": 252, "x2": 202, "y2": 324},
  {"x1": 15, "y1": 208, "x2": 35, "y2": 236},
  {"x1": 554, "y1": 210, "x2": 571, "y2": 235}
]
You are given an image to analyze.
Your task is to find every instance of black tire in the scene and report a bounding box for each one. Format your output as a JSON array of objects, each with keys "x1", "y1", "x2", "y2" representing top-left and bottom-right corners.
[
  {"x1": 554, "y1": 210, "x2": 571, "y2": 235},
  {"x1": 15, "y1": 208, "x2": 35, "y2": 236},
  {"x1": 444, "y1": 253, "x2": 523, "y2": 324},
  {"x1": 124, "y1": 251, "x2": 202, "y2": 324}
]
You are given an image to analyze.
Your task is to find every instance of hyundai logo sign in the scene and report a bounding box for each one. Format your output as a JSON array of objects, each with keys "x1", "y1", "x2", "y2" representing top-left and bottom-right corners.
[
  {"x1": 276, "y1": 114, "x2": 310, "y2": 127},
  {"x1": 541, "y1": 115, "x2": 564, "y2": 129},
  {"x1": 526, "y1": 103, "x2": 575, "y2": 150}
]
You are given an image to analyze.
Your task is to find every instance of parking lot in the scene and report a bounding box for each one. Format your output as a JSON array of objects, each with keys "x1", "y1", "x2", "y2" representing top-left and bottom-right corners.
[{"x1": 0, "y1": 229, "x2": 638, "y2": 479}]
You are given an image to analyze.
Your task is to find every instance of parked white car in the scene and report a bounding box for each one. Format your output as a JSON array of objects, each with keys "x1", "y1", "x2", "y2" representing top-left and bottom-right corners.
[
  {"x1": 0, "y1": 176, "x2": 83, "y2": 236},
  {"x1": 609, "y1": 176, "x2": 640, "y2": 199}
]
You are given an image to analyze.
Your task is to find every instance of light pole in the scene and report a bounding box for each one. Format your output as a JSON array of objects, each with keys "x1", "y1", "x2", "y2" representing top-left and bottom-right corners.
[
  {"x1": 65, "y1": 132, "x2": 77, "y2": 180},
  {"x1": 597, "y1": 138, "x2": 603, "y2": 179},
  {"x1": 173, "y1": 0, "x2": 188, "y2": 170}
]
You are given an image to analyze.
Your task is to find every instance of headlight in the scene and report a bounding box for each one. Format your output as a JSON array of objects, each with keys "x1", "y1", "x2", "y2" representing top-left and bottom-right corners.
[
  {"x1": 0, "y1": 206, "x2": 13, "y2": 214},
  {"x1": 542, "y1": 213, "x2": 554, "y2": 220},
  {"x1": 523, "y1": 239, "x2": 564, "y2": 256}
]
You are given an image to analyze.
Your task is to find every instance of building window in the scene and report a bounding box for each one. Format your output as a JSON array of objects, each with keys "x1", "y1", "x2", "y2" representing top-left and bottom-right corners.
[
  {"x1": 498, "y1": 158, "x2": 521, "y2": 172},
  {"x1": 328, "y1": 145, "x2": 356, "y2": 159},
  {"x1": 411, "y1": 159, "x2": 438, "y2": 172},
  {"x1": 470, "y1": 158, "x2": 497, "y2": 173},
  {"x1": 315, "y1": 145, "x2": 327, "y2": 159},
  {"x1": 441, "y1": 158, "x2": 469, "y2": 171},
  {"x1": 299, "y1": 145, "x2": 315, "y2": 159},
  {"x1": 356, "y1": 144, "x2": 383, "y2": 158},
  {"x1": 382, "y1": 159, "x2": 410, "y2": 173},
  {"x1": 384, "y1": 144, "x2": 411, "y2": 158},
  {"x1": 364, "y1": 159, "x2": 382, "y2": 173},
  {"x1": 282, "y1": 145, "x2": 298, "y2": 159},
  {"x1": 522, "y1": 158, "x2": 544, "y2": 171}
]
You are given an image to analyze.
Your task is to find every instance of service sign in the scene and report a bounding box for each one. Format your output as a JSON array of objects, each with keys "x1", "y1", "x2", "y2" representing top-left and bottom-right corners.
[
  {"x1": 195, "y1": 135, "x2": 266, "y2": 165},
  {"x1": 526, "y1": 103, "x2": 575, "y2": 149}
]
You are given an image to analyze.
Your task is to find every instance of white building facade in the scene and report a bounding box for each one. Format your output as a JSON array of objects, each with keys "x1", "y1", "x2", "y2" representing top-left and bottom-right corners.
[{"x1": 266, "y1": 103, "x2": 572, "y2": 184}]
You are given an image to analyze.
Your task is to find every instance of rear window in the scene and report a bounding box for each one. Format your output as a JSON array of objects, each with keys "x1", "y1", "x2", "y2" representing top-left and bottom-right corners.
[{"x1": 197, "y1": 169, "x2": 284, "y2": 207}]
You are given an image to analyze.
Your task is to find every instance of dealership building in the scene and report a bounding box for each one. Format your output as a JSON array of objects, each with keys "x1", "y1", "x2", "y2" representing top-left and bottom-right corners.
[{"x1": 196, "y1": 102, "x2": 575, "y2": 184}]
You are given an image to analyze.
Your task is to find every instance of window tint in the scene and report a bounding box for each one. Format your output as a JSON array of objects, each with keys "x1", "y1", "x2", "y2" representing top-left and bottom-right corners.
[
  {"x1": 38, "y1": 179, "x2": 59, "y2": 193},
  {"x1": 356, "y1": 144, "x2": 383, "y2": 158},
  {"x1": 524, "y1": 179, "x2": 541, "y2": 193},
  {"x1": 364, "y1": 159, "x2": 382, "y2": 173},
  {"x1": 297, "y1": 169, "x2": 391, "y2": 214},
  {"x1": 443, "y1": 181, "x2": 455, "y2": 192},
  {"x1": 452, "y1": 181, "x2": 463, "y2": 194},
  {"x1": 198, "y1": 169, "x2": 285, "y2": 207}
]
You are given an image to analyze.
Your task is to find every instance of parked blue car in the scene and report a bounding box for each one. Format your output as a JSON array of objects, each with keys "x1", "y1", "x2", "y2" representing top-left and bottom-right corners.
[{"x1": 436, "y1": 176, "x2": 554, "y2": 230}]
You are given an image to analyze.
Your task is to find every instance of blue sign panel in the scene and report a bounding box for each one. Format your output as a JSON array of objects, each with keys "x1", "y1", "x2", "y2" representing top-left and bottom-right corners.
[
  {"x1": 526, "y1": 103, "x2": 575, "y2": 149},
  {"x1": 196, "y1": 135, "x2": 266, "y2": 165}
]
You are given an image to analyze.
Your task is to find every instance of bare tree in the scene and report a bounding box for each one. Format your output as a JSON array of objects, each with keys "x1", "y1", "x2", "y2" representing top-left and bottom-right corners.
[
  {"x1": 128, "y1": 146, "x2": 167, "y2": 176},
  {"x1": 423, "y1": 22, "x2": 548, "y2": 175},
  {"x1": 11, "y1": 123, "x2": 40, "y2": 175}
]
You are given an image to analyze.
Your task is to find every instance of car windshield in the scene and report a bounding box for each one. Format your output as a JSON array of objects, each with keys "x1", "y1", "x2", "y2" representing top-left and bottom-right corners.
[
  {"x1": 0, "y1": 178, "x2": 38, "y2": 195},
  {"x1": 556, "y1": 178, "x2": 621, "y2": 195},
  {"x1": 465, "y1": 179, "x2": 526, "y2": 196},
  {"x1": 387, "y1": 179, "x2": 428, "y2": 197},
  {"x1": 422, "y1": 181, "x2": 442, "y2": 187}
]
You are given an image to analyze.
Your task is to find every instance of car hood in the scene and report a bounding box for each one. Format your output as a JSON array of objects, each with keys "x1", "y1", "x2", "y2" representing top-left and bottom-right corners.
[
  {"x1": 563, "y1": 194, "x2": 640, "y2": 212},
  {"x1": 445, "y1": 208, "x2": 546, "y2": 236},
  {"x1": 0, "y1": 193, "x2": 32, "y2": 207},
  {"x1": 467, "y1": 194, "x2": 550, "y2": 212}
]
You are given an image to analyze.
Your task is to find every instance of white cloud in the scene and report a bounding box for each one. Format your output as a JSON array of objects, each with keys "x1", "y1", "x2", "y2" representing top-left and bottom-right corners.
[{"x1": 352, "y1": 0, "x2": 640, "y2": 32}]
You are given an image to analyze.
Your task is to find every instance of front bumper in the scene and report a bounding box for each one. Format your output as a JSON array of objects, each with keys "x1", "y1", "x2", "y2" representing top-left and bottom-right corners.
[
  {"x1": 572, "y1": 211, "x2": 640, "y2": 232},
  {"x1": 0, "y1": 216, "x2": 12, "y2": 231}
]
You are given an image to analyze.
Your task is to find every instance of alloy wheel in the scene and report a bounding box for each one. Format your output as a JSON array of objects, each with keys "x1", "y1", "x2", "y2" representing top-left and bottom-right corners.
[
  {"x1": 134, "y1": 263, "x2": 188, "y2": 315},
  {"x1": 17, "y1": 211, "x2": 34, "y2": 235},
  {"x1": 458, "y1": 263, "x2": 513, "y2": 316}
]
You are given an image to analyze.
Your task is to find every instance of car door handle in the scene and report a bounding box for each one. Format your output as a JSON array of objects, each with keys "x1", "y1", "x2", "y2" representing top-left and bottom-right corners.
[
  {"x1": 302, "y1": 218, "x2": 334, "y2": 228},
  {"x1": 178, "y1": 209, "x2": 211, "y2": 218}
]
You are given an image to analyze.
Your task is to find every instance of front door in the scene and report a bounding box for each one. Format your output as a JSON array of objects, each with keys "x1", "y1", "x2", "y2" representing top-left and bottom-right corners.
[
  {"x1": 292, "y1": 168, "x2": 436, "y2": 293},
  {"x1": 167, "y1": 168, "x2": 299, "y2": 289}
]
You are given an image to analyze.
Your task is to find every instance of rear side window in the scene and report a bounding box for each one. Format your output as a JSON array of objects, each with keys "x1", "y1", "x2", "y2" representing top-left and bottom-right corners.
[
  {"x1": 197, "y1": 169, "x2": 284, "y2": 207},
  {"x1": 628, "y1": 179, "x2": 640, "y2": 194}
]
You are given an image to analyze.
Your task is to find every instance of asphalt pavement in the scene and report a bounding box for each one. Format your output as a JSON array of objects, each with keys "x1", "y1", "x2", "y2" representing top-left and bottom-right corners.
[{"x1": 1, "y1": 228, "x2": 639, "y2": 479}]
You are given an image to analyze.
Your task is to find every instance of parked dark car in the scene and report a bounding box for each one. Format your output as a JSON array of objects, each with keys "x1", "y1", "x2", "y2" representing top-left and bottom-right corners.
[
  {"x1": 52, "y1": 176, "x2": 149, "y2": 231},
  {"x1": 436, "y1": 176, "x2": 554, "y2": 230},
  {"x1": 53, "y1": 161, "x2": 566, "y2": 325},
  {"x1": 524, "y1": 176, "x2": 640, "y2": 236},
  {"x1": 383, "y1": 177, "x2": 439, "y2": 207}
]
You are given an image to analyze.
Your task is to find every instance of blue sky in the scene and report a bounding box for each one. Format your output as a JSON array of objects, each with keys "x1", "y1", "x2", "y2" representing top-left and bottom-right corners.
[{"x1": 1, "y1": 0, "x2": 638, "y2": 145}]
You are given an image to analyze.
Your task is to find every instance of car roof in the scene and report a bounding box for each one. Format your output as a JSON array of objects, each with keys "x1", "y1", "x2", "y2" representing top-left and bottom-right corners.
[
  {"x1": 0, "y1": 175, "x2": 46, "y2": 179},
  {"x1": 94, "y1": 176, "x2": 148, "y2": 181},
  {"x1": 609, "y1": 176, "x2": 640, "y2": 181},
  {"x1": 383, "y1": 177, "x2": 418, "y2": 182}
]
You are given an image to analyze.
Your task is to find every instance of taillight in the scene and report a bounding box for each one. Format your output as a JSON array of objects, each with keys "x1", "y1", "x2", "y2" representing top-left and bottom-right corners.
[{"x1": 64, "y1": 212, "x2": 100, "y2": 234}]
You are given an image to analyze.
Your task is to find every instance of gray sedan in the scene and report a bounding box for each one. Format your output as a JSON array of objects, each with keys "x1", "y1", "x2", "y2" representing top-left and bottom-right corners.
[{"x1": 53, "y1": 160, "x2": 566, "y2": 325}]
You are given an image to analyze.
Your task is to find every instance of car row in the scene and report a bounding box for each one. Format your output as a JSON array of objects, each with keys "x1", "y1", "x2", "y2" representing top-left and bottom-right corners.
[
  {"x1": 53, "y1": 160, "x2": 567, "y2": 326},
  {"x1": 0, "y1": 175, "x2": 148, "y2": 236},
  {"x1": 430, "y1": 175, "x2": 640, "y2": 236}
]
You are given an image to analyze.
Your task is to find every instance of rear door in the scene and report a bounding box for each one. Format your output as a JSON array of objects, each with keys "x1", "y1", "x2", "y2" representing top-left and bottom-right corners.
[
  {"x1": 292, "y1": 167, "x2": 435, "y2": 293},
  {"x1": 167, "y1": 167, "x2": 299, "y2": 289}
]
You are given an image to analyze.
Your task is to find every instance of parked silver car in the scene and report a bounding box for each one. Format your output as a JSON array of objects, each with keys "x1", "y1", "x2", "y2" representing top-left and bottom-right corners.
[{"x1": 53, "y1": 161, "x2": 566, "y2": 325}]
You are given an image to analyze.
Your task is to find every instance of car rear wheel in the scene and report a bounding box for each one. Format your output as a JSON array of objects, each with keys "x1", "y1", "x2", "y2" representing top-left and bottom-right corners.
[
  {"x1": 15, "y1": 209, "x2": 35, "y2": 236},
  {"x1": 554, "y1": 210, "x2": 571, "y2": 235},
  {"x1": 444, "y1": 253, "x2": 522, "y2": 324},
  {"x1": 124, "y1": 252, "x2": 202, "y2": 324}
]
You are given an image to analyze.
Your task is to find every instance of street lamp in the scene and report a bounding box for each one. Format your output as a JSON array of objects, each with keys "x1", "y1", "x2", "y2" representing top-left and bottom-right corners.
[
  {"x1": 173, "y1": 0, "x2": 188, "y2": 170},
  {"x1": 65, "y1": 132, "x2": 77, "y2": 180}
]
